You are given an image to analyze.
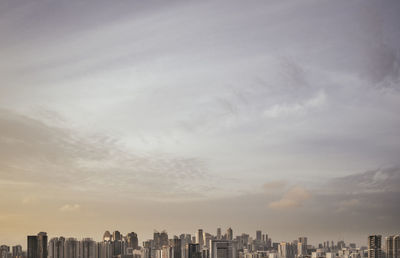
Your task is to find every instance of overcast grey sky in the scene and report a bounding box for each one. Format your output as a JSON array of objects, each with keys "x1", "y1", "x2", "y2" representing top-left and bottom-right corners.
[{"x1": 0, "y1": 0, "x2": 399, "y2": 247}]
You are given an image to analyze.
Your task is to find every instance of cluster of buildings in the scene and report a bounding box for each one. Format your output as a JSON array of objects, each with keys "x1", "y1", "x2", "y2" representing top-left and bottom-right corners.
[{"x1": 0, "y1": 230, "x2": 399, "y2": 258}]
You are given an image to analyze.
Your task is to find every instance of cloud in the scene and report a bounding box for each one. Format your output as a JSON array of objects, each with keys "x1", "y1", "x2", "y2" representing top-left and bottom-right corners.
[
  {"x1": 268, "y1": 186, "x2": 311, "y2": 210},
  {"x1": 59, "y1": 204, "x2": 80, "y2": 212},
  {"x1": 0, "y1": 108, "x2": 212, "y2": 202},
  {"x1": 22, "y1": 196, "x2": 39, "y2": 205},
  {"x1": 263, "y1": 91, "x2": 326, "y2": 118},
  {"x1": 262, "y1": 181, "x2": 286, "y2": 193}
]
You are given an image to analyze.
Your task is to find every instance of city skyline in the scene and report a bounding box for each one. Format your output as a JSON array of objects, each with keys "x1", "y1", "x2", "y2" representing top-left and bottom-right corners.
[{"x1": 1, "y1": 0, "x2": 400, "y2": 249}]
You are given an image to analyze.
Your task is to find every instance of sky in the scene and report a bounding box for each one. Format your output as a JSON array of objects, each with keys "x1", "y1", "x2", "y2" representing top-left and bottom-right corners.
[{"x1": 0, "y1": 0, "x2": 400, "y2": 248}]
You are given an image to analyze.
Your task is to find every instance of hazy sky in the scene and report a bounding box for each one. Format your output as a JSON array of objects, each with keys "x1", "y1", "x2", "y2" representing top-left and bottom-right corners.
[{"x1": 1, "y1": 0, "x2": 400, "y2": 247}]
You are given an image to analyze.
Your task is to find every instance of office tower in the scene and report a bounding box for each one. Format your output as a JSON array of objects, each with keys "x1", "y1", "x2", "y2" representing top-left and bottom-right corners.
[
  {"x1": 160, "y1": 231, "x2": 169, "y2": 247},
  {"x1": 278, "y1": 242, "x2": 295, "y2": 258},
  {"x1": 28, "y1": 232, "x2": 48, "y2": 258},
  {"x1": 256, "y1": 231, "x2": 262, "y2": 242},
  {"x1": 49, "y1": 237, "x2": 65, "y2": 258},
  {"x1": 386, "y1": 235, "x2": 400, "y2": 258},
  {"x1": 196, "y1": 230, "x2": 204, "y2": 248},
  {"x1": 205, "y1": 233, "x2": 214, "y2": 249},
  {"x1": 217, "y1": 229, "x2": 222, "y2": 240},
  {"x1": 64, "y1": 238, "x2": 79, "y2": 258},
  {"x1": 154, "y1": 232, "x2": 161, "y2": 250},
  {"x1": 112, "y1": 231, "x2": 123, "y2": 256},
  {"x1": 103, "y1": 232, "x2": 112, "y2": 242},
  {"x1": 97, "y1": 242, "x2": 112, "y2": 258},
  {"x1": 79, "y1": 239, "x2": 96, "y2": 258},
  {"x1": 298, "y1": 237, "x2": 307, "y2": 256},
  {"x1": 37, "y1": 233, "x2": 48, "y2": 258},
  {"x1": 226, "y1": 229, "x2": 233, "y2": 241},
  {"x1": 395, "y1": 235, "x2": 400, "y2": 258},
  {"x1": 186, "y1": 244, "x2": 201, "y2": 258},
  {"x1": 1, "y1": 246, "x2": 10, "y2": 258},
  {"x1": 368, "y1": 235, "x2": 382, "y2": 258},
  {"x1": 171, "y1": 239, "x2": 181, "y2": 258},
  {"x1": 127, "y1": 233, "x2": 139, "y2": 250},
  {"x1": 12, "y1": 246, "x2": 22, "y2": 258},
  {"x1": 113, "y1": 231, "x2": 122, "y2": 242},
  {"x1": 210, "y1": 240, "x2": 237, "y2": 258}
]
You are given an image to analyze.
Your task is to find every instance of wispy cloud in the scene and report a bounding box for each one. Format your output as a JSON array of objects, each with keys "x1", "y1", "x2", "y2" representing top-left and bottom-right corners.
[
  {"x1": 269, "y1": 186, "x2": 311, "y2": 210},
  {"x1": 59, "y1": 204, "x2": 80, "y2": 212}
]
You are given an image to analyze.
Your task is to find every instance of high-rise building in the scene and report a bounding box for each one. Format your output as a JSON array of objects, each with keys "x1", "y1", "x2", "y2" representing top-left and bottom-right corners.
[
  {"x1": 386, "y1": 235, "x2": 400, "y2": 258},
  {"x1": 97, "y1": 242, "x2": 112, "y2": 258},
  {"x1": 160, "y1": 231, "x2": 169, "y2": 247},
  {"x1": 278, "y1": 242, "x2": 295, "y2": 258},
  {"x1": 38, "y1": 233, "x2": 47, "y2": 258},
  {"x1": 298, "y1": 237, "x2": 307, "y2": 256},
  {"x1": 210, "y1": 240, "x2": 237, "y2": 258},
  {"x1": 170, "y1": 239, "x2": 181, "y2": 258},
  {"x1": 256, "y1": 231, "x2": 262, "y2": 242},
  {"x1": 395, "y1": 235, "x2": 400, "y2": 258},
  {"x1": 196, "y1": 230, "x2": 204, "y2": 249},
  {"x1": 79, "y1": 238, "x2": 96, "y2": 258},
  {"x1": 126, "y1": 233, "x2": 139, "y2": 250},
  {"x1": 217, "y1": 229, "x2": 222, "y2": 240},
  {"x1": 0, "y1": 245, "x2": 10, "y2": 258},
  {"x1": 49, "y1": 237, "x2": 65, "y2": 258},
  {"x1": 12, "y1": 245, "x2": 22, "y2": 258},
  {"x1": 387, "y1": 236, "x2": 395, "y2": 258},
  {"x1": 28, "y1": 232, "x2": 47, "y2": 258},
  {"x1": 226, "y1": 229, "x2": 233, "y2": 241},
  {"x1": 368, "y1": 235, "x2": 382, "y2": 258},
  {"x1": 186, "y1": 244, "x2": 201, "y2": 258},
  {"x1": 64, "y1": 238, "x2": 79, "y2": 258},
  {"x1": 103, "y1": 232, "x2": 112, "y2": 242}
]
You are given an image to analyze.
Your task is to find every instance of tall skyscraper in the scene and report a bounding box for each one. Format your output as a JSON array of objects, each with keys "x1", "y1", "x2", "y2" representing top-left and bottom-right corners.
[
  {"x1": 48, "y1": 237, "x2": 65, "y2": 258},
  {"x1": 126, "y1": 232, "x2": 139, "y2": 250},
  {"x1": 387, "y1": 236, "x2": 395, "y2": 258},
  {"x1": 112, "y1": 231, "x2": 122, "y2": 242},
  {"x1": 226, "y1": 228, "x2": 233, "y2": 241},
  {"x1": 12, "y1": 245, "x2": 22, "y2": 258},
  {"x1": 395, "y1": 235, "x2": 400, "y2": 258},
  {"x1": 1, "y1": 245, "x2": 10, "y2": 258},
  {"x1": 368, "y1": 235, "x2": 382, "y2": 258},
  {"x1": 160, "y1": 231, "x2": 169, "y2": 247},
  {"x1": 79, "y1": 238, "x2": 96, "y2": 258},
  {"x1": 64, "y1": 238, "x2": 79, "y2": 258},
  {"x1": 103, "y1": 232, "x2": 112, "y2": 242},
  {"x1": 196, "y1": 230, "x2": 204, "y2": 248},
  {"x1": 386, "y1": 235, "x2": 400, "y2": 258},
  {"x1": 256, "y1": 231, "x2": 262, "y2": 242},
  {"x1": 28, "y1": 232, "x2": 47, "y2": 258},
  {"x1": 186, "y1": 244, "x2": 201, "y2": 258},
  {"x1": 171, "y1": 239, "x2": 181, "y2": 258},
  {"x1": 298, "y1": 237, "x2": 307, "y2": 256},
  {"x1": 217, "y1": 229, "x2": 222, "y2": 240},
  {"x1": 37, "y1": 233, "x2": 47, "y2": 258}
]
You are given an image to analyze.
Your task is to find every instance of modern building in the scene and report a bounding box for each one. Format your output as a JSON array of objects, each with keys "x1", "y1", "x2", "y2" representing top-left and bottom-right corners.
[
  {"x1": 27, "y1": 232, "x2": 47, "y2": 258},
  {"x1": 210, "y1": 240, "x2": 237, "y2": 258},
  {"x1": 186, "y1": 244, "x2": 201, "y2": 258},
  {"x1": 386, "y1": 235, "x2": 400, "y2": 258},
  {"x1": 126, "y1": 233, "x2": 139, "y2": 250},
  {"x1": 196, "y1": 230, "x2": 204, "y2": 249},
  {"x1": 368, "y1": 235, "x2": 382, "y2": 258},
  {"x1": 226, "y1": 229, "x2": 233, "y2": 241},
  {"x1": 278, "y1": 242, "x2": 295, "y2": 258},
  {"x1": 48, "y1": 237, "x2": 65, "y2": 258}
]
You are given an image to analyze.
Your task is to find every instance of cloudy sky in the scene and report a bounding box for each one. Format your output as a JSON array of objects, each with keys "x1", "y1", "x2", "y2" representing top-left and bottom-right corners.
[{"x1": 1, "y1": 0, "x2": 400, "y2": 247}]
